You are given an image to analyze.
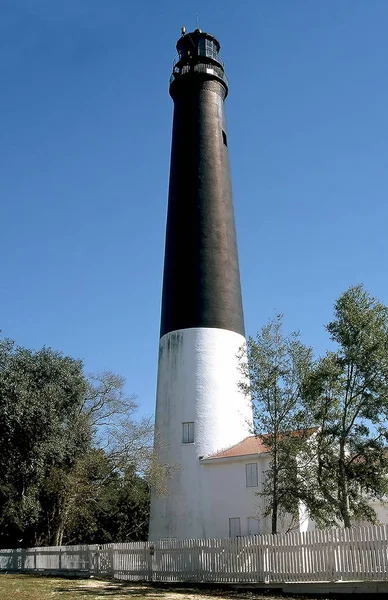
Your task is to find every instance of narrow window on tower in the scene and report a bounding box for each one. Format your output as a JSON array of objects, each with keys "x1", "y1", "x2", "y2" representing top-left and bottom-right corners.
[
  {"x1": 222, "y1": 130, "x2": 228, "y2": 146},
  {"x1": 246, "y1": 463, "x2": 258, "y2": 487},
  {"x1": 182, "y1": 422, "x2": 194, "y2": 444}
]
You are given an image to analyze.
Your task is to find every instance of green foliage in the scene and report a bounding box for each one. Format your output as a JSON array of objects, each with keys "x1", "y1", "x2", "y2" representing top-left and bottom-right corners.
[
  {"x1": 245, "y1": 285, "x2": 388, "y2": 531},
  {"x1": 0, "y1": 341, "x2": 88, "y2": 546},
  {"x1": 0, "y1": 340, "x2": 152, "y2": 547},
  {"x1": 302, "y1": 285, "x2": 388, "y2": 527},
  {"x1": 241, "y1": 315, "x2": 314, "y2": 533},
  {"x1": 40, "y1": 451, "x2": 150, "y2": 545}
]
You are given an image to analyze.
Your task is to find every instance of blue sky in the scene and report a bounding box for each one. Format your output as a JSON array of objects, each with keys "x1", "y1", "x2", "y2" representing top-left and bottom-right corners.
[{"x1": 2, "y1": 0, "x2": 388, "y2": 419}]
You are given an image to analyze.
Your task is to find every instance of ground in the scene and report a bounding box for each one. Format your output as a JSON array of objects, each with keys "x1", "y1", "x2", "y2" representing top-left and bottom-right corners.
[{"x1": 0, "y1": 575, "x2": 312, "y2": 600}]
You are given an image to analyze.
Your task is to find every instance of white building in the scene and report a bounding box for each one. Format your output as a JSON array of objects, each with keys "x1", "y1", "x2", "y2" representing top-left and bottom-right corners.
[
  {"x1": 151, "y1": 426, "x2": 388, "y2": 540},
  {"x1": 151, "y1": 431, "x2": 315, "y2": 540},
  {"x1": 200, "y1": 435, "x2": 315, "y2": 538}
]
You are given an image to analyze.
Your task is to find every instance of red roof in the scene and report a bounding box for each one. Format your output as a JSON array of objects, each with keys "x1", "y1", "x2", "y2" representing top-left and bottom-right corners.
[
  {"x1": 206, "y1": 428, "x2": 318, "y2": 460},
  {"x1": 207, "y1": 436, "x2": 268, "y2": 459}
]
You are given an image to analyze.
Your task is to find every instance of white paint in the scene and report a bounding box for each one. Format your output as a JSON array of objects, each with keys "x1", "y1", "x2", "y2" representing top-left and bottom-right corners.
[
  {"x1": 247, "y1": 516, "x2": 260, "y2": 535},
  {"x1": 370, "y1": 499, "x2": 388, "y2": 525},
  {"x1": 6, "y1": 524, "x2": 388, "y2": 585},
  {"x1": 355, "y1": 497, "x2": 388, "y2": 527},
  {"x1": 200, "y1": 453, "x2": 312, "y2": 538},
  {"x1": 148, "y1": 326, "x2": 316, "y2": 540},
  {"x1": 149, "y1": 327, "x2": 253, "y2": 540}
]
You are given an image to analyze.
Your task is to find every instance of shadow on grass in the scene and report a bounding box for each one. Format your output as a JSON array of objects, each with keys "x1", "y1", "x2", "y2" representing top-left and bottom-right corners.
[
  {"x1": 53, "y1": 582, "x2": 302, "y2": 599},
  {"x1": 55, "y1": 588, "x2": 137, "y2": 597},
  {"x1": 53, "y1": 582, "x2": 261, "y2": 598},
  {"x1": 54, "y1": 582, "x2": 199, "y2": 598}
]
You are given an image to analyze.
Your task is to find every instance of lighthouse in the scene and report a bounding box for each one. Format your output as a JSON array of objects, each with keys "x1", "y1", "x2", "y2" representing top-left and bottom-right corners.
[{"x1": 149, "y1": 29, "x2": 253, "y2": 541}]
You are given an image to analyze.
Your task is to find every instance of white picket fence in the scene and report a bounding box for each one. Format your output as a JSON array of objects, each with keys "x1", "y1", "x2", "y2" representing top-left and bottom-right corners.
[{"x1": 1, "y1": 524, "x2": 388, "y2": 584}]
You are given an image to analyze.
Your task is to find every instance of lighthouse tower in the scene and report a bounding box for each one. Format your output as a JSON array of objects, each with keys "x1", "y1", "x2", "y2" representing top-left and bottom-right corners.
[{"x1": 149, "y1": 29, "x2": 252, "y2": 541}]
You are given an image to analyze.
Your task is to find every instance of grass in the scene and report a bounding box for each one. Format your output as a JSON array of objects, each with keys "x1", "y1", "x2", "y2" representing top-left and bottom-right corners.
[
  {"x1": 0, "y1": 574, "x2": 308, "y2": 600},
  {"x1": 0, "y1": 575, "x2": 162, "y2": 600}
]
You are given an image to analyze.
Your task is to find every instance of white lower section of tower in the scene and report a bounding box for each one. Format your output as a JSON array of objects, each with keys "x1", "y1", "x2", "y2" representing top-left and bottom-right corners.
[{"x1": 149, "y1": 327, "x2": 253, "y2": 541}]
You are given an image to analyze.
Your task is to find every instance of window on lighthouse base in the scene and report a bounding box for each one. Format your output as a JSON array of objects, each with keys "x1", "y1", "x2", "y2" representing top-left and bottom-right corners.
[{"x1": 182, "y1": 422, "x2": 194, "y2": 444}]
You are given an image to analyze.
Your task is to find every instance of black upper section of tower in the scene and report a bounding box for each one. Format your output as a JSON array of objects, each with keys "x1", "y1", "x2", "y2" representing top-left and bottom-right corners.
[
  {"x1": 160, "y1": 30, "x2": 245, "y2": 339},
  {"x1": 170, "y1": 29, "x2": 228, "y2": 98}
]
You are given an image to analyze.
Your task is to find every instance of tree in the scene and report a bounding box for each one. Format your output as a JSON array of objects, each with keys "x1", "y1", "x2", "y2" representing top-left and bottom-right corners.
[
  {"x1": 0, "y1": 339, "x2": 158, "y2": 547},
  {"x1": 0, "y1": 340, "x2": 88, "y2": 547},
  {"x1": 38, "y1": 371, "x2": 156, "y2": 546},
  {"x1": 82, "y1": 371, "x2": 155, "y2": 476},
  {"x1": 240, "y1": 315, "x2": 313, "y2": 533},
  {"x1": 303, "y1": 285, "x2": 388, "y2": 527},
  {"x1": 40, "y1": 450, "x2": 150, "y2": 545}
]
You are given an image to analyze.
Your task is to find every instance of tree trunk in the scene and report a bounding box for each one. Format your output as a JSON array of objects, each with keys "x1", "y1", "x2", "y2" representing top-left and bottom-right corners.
[
  {"x1": 338, "y1": 440, "x2": 351, "y2": 528},
  {"x1": 52, "y1": 502, "x2": 70, "y2": 546},
  {"x1": 271, "y1": 450, "x2": 278, "y2": 534},
  {"x1": 271, "y1": 495, "x2": 278, "y2": 534},
  {"x1": 53, "y1": 519, "x2": 64, "y2": 546}
]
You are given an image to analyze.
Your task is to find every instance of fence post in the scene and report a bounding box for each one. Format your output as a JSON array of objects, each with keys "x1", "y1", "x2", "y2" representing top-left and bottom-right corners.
[
  {"x1": 328, "y1": 529, "x2": 336, "y2": 581},
  {"x1": 86, "y1": 546, "x2": 91, "y2": 575},
  {"x1": 86, "y1": 546, "x2": 94, "y2": 576},
  {"x1": 263, "y1": 537, "x2": 270, "y2": 584},
  {"x1": 12, "y1": 549, "x2": 18, "y2": 572},
  {"x1": 148, "y1": 544, "x2": 154, "y2": 582},
  {"x1": 21, "y1": 548, "x2": 26, "y2": 572},
  {"x1": 95, "y1": 546, "x2": 100, "y2": 575},
  {"x1": 109, "y1": 546, "x2": 115, "y2": 578}
]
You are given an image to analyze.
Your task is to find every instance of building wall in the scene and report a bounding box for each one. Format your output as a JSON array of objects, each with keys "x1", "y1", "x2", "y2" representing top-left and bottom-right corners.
[
  {"x1": 149, "y1": 327, "x2": 253, "y2": 541},
  {"x1": 201, "y1": 455, "x2": 313, "y2": 538},
  {"x1": 354, "y1": 498, "x2": 388, "y2": 527},
  {"x1": 370, "y1": 500, "x2": 388, "y2": 525},
  {"x1": 201, "y1": 456, "x2": 267, "y2": 538}
]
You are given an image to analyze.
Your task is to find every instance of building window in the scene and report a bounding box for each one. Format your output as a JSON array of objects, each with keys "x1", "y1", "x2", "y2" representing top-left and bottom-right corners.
[
  {"x1": 222, "y1": 130, "x2": 228, "y2": 146},
  {"x1": 246, "y1": 463, "x2": 258, "y2": 487},
  {"x1": 229, "y1": 517, "x2": 241, "y2": 537},
  {"x1": 206, "y1": 39, "x2": 218, "y2": 60},
  {"x1": 197, "y1": 39, "x2": 205, "y2": 55},
  {"x1": 247, "y1": 516, "x2": 260, "y2": 536},
  {"x1": 182, "y1": 422, "x2": 194, "y2": 444}
]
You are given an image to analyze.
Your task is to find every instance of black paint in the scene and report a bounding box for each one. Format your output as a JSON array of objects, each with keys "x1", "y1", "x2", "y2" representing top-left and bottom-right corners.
[{"x1": 160, "y1": 31, "x2": 245, "y2": 339}]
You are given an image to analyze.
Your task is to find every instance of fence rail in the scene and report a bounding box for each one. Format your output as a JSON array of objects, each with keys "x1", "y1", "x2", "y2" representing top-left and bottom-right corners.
[{"x1": 1, "y1": 524, "x2": 388, "y2": 584}]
